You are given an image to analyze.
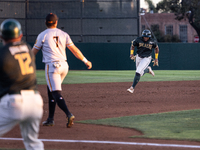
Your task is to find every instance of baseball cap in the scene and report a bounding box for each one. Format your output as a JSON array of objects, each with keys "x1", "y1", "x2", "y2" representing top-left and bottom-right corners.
[{"x1": 45, "y1": 13, "x2": 58, "y2": 24}]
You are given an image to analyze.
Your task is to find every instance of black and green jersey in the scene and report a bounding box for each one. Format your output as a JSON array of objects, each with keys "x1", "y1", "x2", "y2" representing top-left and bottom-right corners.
[
  {"x1": 133, "y1": 37, "x2": 157, "y2": 58},
  {"x1": 0, "y1": 41, "x2": 37, "y2": 98}
]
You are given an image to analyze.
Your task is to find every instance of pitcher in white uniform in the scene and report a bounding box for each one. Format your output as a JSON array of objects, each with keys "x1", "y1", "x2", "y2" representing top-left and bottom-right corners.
[{"x1": 32, "y1": 13, "x2": 92, "y2": 127}]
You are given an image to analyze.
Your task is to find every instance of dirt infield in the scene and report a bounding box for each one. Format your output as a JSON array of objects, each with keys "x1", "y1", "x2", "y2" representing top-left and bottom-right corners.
[{"x1": 1, "y1": 81, "x2": 200, "y2": 150}]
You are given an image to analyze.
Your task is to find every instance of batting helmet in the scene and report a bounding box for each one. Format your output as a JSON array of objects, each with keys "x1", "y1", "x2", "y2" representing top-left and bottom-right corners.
[
  {"x1": 142, "y1": 29, "x2": 151, "y2": 38},
  {"x1": 0, "y1": 19, "x2": 22, "y2": 40}
]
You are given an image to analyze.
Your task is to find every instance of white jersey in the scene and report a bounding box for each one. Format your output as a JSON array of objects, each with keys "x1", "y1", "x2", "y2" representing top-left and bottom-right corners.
[{"x1": 33, "y1": 28, "x2": 74, "y2": 63}]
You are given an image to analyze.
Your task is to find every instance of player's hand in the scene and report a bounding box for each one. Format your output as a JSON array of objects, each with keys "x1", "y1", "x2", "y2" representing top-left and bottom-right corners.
[
  {"x1": 152, "y1": 59, "x2": 159, "y2": 66},
  {"x1": 130, "y1": 54, "x2": 136, "y2": 62},
  {"x1": 85, "y1": 61, "x2": 92, "y2": 69}
]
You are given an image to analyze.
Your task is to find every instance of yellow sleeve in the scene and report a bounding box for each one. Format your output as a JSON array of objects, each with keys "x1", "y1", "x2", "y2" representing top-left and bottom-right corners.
[
  {"x1": 130, "y1": 49, "x2": 134, "y2": 55},
  {"x1": 155, "y1": 53, "x2": 158, "y2": 59}
]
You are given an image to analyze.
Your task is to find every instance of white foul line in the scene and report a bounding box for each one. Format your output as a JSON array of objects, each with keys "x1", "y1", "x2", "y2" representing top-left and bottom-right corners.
[{"x1": 0, "y1": 137, "x2": 200, "y2": 149}]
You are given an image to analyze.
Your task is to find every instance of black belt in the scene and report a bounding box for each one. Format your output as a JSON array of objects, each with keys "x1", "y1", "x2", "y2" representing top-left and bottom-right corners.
[
  {"x1": 52, "y1": 60, "x2": 67, "y2": 62},
  {"x1": 8, "y1": 91, "x2": 21, "y2": 94},
  {"x1": 8, "y1": 90, "x2": 39, "y2": 95},
  {"x1": 0, "y1": 90, "x2": 39, "y2": 100}
]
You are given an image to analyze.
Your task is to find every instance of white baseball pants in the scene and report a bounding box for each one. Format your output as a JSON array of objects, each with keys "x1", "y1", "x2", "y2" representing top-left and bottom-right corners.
[
  {"x1": 45, "y1": 61, "x2": 69, "y2": 92},
  {"x1": 0, "y1": 90, "x2": 44, "y2": 150},
  {"x1": 135, "y1": 54, "x2": 152, "y2": 76}
]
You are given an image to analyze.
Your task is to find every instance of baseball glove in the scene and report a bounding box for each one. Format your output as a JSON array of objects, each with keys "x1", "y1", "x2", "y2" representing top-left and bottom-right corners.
[
  {"x1": 152, "y1": 59, "x2": 159, "y2": 66},
  {"x1": 130, "y1": 55, "x2": 136, "y2": 62}
]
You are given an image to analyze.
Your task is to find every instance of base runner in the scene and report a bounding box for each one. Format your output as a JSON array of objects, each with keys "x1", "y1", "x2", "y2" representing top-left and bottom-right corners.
[{"x1": 127, "y1": 29, "x2": 159, "y2": 93}]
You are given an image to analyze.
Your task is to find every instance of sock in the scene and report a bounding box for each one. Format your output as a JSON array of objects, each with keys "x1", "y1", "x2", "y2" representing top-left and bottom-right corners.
[
  {"x1": 47, "y1": 86, "x2": 56, "y2": 120},
  {"x1": 51, "y1": 91, "x2": 71, "y2": 117},
  {"x1": 132, "y1": 72, "x2": 141, "y2": 88}
]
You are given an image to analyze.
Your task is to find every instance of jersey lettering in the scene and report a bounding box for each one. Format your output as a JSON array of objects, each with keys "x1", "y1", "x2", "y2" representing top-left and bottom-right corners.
[
  {"x1": 14, "y1": 53, "x2": 34, "y2": 75},
  {"x1": 9, "y1": 45, "x2": 29, "y2": 55},
  {"x1": 139, "y1": 43, "x2": 152, "y2": 49},
  {"x1": 53, "y1": 36, "x2": 59, "y2": 48}
]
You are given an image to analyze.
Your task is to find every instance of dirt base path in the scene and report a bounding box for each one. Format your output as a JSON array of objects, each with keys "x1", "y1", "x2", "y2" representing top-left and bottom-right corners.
[{"x1": 1, "y1": 81, "x2": 200, "y2": 150}]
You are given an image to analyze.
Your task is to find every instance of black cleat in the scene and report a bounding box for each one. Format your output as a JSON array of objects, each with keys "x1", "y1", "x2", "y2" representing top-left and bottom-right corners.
[
  {"x1": 66, "y1": 114, "x2": 75, "y2": 128},
  {"x1": 42, "y1": 118, "x2": 54, "y2": 126}
]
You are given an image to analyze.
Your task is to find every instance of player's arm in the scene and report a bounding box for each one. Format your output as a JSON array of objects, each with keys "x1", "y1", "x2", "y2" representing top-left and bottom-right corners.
[
  {"x1": 153, "y1": 46, "x2": 159, "y2": 66},
  {"x1": 32, "y1": 38, "x2": 41, "y2": 55},
  {"x1": 32, "y1": 47, "x2": 40, "y2": 55},
  {"x1": 130, "y1": 40, "x2": 136, "y2": 61},
  {"x1": 67, "y1": 45, "x2": 92, "y2": 69}
]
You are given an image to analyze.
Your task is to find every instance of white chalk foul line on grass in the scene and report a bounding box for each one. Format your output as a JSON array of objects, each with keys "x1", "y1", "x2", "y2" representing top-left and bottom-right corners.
[{"x1": 1, "y1": 137, "x2": 200, "y2": 149}]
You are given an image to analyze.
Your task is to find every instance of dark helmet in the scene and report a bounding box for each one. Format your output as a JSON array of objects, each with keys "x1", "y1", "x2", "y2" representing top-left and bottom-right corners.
[
  {"x1": 142, "y1": 29, "x2": 151, "y2": 38},
  {"x1": 0, "y1": 19, "x2": 22, "y2": 40}
]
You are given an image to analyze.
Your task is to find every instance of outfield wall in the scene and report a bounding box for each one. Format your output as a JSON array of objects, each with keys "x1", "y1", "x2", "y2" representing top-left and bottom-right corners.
[
  {"x1": 33, "y1": 43, "x2": 200, "y2": 70},
  {"x1": 0, "y1": 43, "x2": 199, "y2": 70}
]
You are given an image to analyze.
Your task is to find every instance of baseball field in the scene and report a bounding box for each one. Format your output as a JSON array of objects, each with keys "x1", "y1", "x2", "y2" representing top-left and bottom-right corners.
[{"x1": 0, "y1": 70, "x2": 200, "y2": 150}]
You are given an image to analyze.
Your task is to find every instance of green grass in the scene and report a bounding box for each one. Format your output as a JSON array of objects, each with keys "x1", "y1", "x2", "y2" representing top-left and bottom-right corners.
[
  {"x1": 28, "y1": 70, "x2": 200, "y2": 142},
  {"x1": 36, "y1": 70, "x2": 200, "y2": 84},
  {"x1": 78, "y1": 109, "x2": 200, "y2": 141},
  {"x1": 0, "y1": 70, "x2": 199, "y2": 149}
]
